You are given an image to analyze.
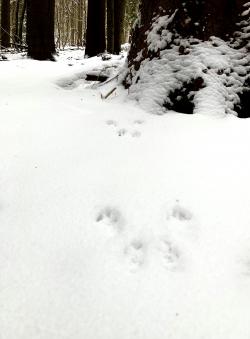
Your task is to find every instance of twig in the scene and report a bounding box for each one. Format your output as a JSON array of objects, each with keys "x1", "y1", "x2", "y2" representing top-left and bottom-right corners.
[
  {"x1": 101, "y1": 87, "x2": 117, "y2": 99},
  {"x1": 97, "y1": 73, "x2": 119, "y2": 87}
]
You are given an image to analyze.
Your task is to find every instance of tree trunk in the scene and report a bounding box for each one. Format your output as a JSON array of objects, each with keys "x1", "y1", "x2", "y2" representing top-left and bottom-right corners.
[
  {"x1": 114, "y1": 0, "x2": 125, "y2": 54},
  {"x1": 70, "y1": 4, "x2": 75, "y2": 46},
  {"x1": 77, "y1": 0, "x2": 83, "y2": 47},
  {"x1": 18, "y1": 0, "x2": 27, "y2": 45},
  {"x1": 125, "y1": 0, "x2": 250, "y2": 117},
  {"x1": 1, "y1": 0, "x2": 10, "y2": 48},
  {"x1": 128, "y1": 0, "x2": 247, "y2": 65},
  {"x1": 26, "y1": 0, "x2": 55, "y2": 60},
  {"x1": 107, "y1": 0, "x2": 114, "y2": 53},
  {"x1": 85, "y1": 0, "x2": 106, "y2": 57},
  {"x1": 13, "y1": 0, "x2": 20, "y2": 46}
]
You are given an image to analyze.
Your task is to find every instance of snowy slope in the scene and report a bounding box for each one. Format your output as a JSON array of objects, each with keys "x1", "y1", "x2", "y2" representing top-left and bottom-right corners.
[{"x1": 1, "y1": 51, "x2": 250, "y2": 339}]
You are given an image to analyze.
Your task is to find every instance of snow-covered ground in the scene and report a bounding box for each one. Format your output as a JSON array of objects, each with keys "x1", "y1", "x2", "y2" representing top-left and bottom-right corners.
[{"x1": 1, "y1": 50, "x2": 250, "y2": 339}]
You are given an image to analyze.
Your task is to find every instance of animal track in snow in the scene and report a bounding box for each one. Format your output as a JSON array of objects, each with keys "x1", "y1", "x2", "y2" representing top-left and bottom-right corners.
[
  {"x1": 95, "y1": 201, "x2": 195, "y2": 273},
  {"x1": 117, "y1": 128, "x2": 127, "y2": 137},
  {"x1": 165, "y1": 202, "x2": 195, "y2": 241},
  {"x1": 158, "y1": 237, "x2": 181, "y2": 271},
  {"x1": 117, "y1": 128, "x2": 142, "y2": 138},
  {"x1": 237, "y1": 244, "x2": 250, "y2": 277},
  {"x1": 131, "y1": 130, "x2": 141, "y2": 138},
  {"x1": 156, "y1": 202, "x2": 197, "y2": 271},
  {"x1": 133, "y1": 119, "x2": 144, "y2": 125},
  {"x1": 105, "y1": 117, "x2": 144, "y2": 138},
  {"x1": 124, "y1": 239, "x2": 146, "y2": 271},
  {"x1": 171, "y1": 203, "x2": 192, "y2": 221},
  {"x1": 96, "y1": 207, "x2": 123, "y2": 234},
  {"x1": 106, "y1": 119, "x2": 117, "y2": 127}
]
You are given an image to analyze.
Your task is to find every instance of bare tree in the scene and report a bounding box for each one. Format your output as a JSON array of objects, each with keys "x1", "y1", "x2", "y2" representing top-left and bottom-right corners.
[{"x1": 55, "y1": 0, "x2": 87, "y2": 49}]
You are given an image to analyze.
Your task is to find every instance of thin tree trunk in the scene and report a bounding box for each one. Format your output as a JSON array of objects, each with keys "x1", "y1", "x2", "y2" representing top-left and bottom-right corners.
[
  {"x1": 18, "y1": 0, "x2": 27, "y2": 45},
  {"x1": 13, "y1": 0, "x2": 20, "y2": 45},
  {"x1": 83, "y1": 0, "x2": 87, "y2": 44},
  {"x1": 70, "y1": 3, "x2": 75, "y2": 46},
  {"x1": 77, "y1": 0, "x2": 83, "y2": 46}
]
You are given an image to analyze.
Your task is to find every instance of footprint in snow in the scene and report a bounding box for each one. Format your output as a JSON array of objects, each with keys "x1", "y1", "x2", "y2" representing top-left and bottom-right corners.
[
  {"x1": 171, "y1": 203, "x2": 193, "y2": 221},
  {"x1": 106, "y1": 118, "x2": 144, "y2": 138},
  {"x1": 158, "y1": 237, "x2": 182, "y2": 271},
  {"x1": 117, "y1": 129, "x2": 142, "y2": 138},
  {"x1": 124, "y1": 239, "x2": 146, "y2": 272},
  {"x1": 237, "y1": 244, "x2": 250, "y2": 278},
  {"x1": 131, "y1": 130, "x2": 141, "y2": 138},
  {"x1": 117, "y1": 128, "x2": 127, "y2": 137},
  {"x1": 106, "y1": 119, "x2": 117, "y2": 127},
  {"x1": 133, "y1": 119, "x2": 144, "y2": 125},
  {"x1": 96, "y1": 207, "x2": 123, "y2": 235},
  {"x1": 166, "y1": 202, "x2": 195, "y2": 240},
  {"x1": 159, "y1": 237, "x2": 183, "y2": 271},
  {"x1": 157, "y1": 202, "x2": 197, "y2": 271}
]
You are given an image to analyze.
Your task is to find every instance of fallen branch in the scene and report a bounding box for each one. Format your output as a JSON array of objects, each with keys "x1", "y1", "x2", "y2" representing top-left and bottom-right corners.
[
  {"x1": 97, "y1": 73, "x2": 119, "y2": 87},
  {"x1": 85, "y1": 72, "x2": 109, "y2": 82},
  {"x1": 101, "y1": 86, "x2": 117, "y2": 99},
  {"x1": 0, "y1": 54, "x2": 8, "y2": 61}
]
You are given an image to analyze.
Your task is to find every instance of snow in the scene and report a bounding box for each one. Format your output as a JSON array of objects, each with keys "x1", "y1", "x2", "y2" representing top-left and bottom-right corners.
[
  {"x1": 1, "y1": 50, "x2": 250, "y2": 339},
  {"x1": 147, "y1": 10, "x2": 178, "y2": 52},
  {"x1": 126, "y1": 11, "x2": 250, "y2": 117}
]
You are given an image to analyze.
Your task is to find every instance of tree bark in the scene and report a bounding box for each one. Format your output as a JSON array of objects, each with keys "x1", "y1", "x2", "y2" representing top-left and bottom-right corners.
[
  {"x1": 128, "y1": 0, "x2": 247, "y2": 65},
  {"x1": 18, "y1": 0, "x2": 27, "y2": 45},
  {"x1": 85, "y1": 0, "x2": 106, "y2": 57},
  {"x1": 77, "y1": 0, "x2": 83, "y2": 47},
  {"x1": 125, "y1": 0, "x2": 250, "y2": 117},
  {"x1": 1, "y1": 0, "x2": 10, "y2": 48},
  {"x1": 26, "y1": 0, "x2": 55, "y2": 60},
  {"x1": 13, "y1": 0, "x2": 20, "y2": 46},
  {"x1": 70, "y1": 3, "x2": 75, "y2": 46},
  {"x1": 107, "y1": 0, "x2": 114, "y2": 53},
  {"x1": 114, "y1": 0, "x2": 125, "y2": 54}
]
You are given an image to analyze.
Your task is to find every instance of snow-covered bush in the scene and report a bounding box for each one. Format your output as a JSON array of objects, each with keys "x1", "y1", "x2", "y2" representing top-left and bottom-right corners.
[{"x1": 124, "y1": 3, "x2": 250, "y2": 117}]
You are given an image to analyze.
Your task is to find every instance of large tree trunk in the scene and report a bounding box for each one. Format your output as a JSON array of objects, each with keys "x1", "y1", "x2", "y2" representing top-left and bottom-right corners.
[
  {"x1": 85, "y1": 0, "x2": 106, "y2": 57},
  {"x1": 26, "y1": 0, "x2": 55, "y2": 60},
  {"x1": 128, "y1": 0, "x2": 247, "y2": 65},
  {"x1": 107, "y1": 0, "x2": 115, "y2": 53},
  {"x1": 114, "y1": 0, "x2": 125, "y2": 54},
  {"x1": 125, "y1": 0, "x2": 250, "y2": 117},
  {"x1": 1, "y1": 0, "x2": 10, "y2": 48}
]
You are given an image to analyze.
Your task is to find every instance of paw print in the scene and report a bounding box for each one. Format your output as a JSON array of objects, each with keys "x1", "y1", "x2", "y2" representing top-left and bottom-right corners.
[
  {"x1": 96, "y1": 207, "x2": 123, "y2": 234},
  {"x1": 158, "y1": 237, "x2": 181, "y2": 270},
  {"x1": 172, "y1": 203, "x2": 192, "y2": 221},
  {"x1": 106, "y1": 120, "x2": 117, "y2": 127},
  {"x1": 117, "y1": 128, "x2": 127, "y2": 137},
  {"x1": 124, "y1": 239, "x2": 146, "y2": 272}
]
